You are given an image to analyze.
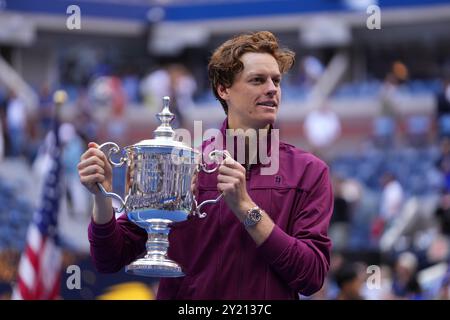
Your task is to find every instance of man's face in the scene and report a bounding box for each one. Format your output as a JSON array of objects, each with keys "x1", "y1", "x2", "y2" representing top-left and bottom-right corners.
[{"x1": 217, "y1": 52, "x2": 282, "y2": 130}]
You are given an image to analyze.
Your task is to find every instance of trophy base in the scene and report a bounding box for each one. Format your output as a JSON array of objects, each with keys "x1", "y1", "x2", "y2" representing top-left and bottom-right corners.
[{"x1": 125, "y1": 257, "x2": 185, "y2": 278}]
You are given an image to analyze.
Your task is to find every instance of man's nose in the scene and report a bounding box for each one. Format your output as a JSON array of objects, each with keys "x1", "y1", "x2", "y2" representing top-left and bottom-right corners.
[{"x1": 265, "y1": 79, "x2": 278, "y2": 96}]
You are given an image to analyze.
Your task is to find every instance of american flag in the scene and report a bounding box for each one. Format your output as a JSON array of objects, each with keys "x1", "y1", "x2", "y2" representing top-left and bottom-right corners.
[{"x1": 12, "y1": 125, "x2": 63, "y2": 300}]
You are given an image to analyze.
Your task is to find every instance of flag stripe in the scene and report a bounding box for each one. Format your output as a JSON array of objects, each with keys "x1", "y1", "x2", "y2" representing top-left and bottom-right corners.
[
  {"x1": 24, "y1": 245, "x2": 39, "y2": 271},
  {"x1": 27, "y1": 224, "x2": 42, "y2": 253},
  {"x1": 17, "y1": 256, "x2": 35, "y2": 291},
  {"x1": 18, "y1": 277, "x2": 33, "y2": 300}
]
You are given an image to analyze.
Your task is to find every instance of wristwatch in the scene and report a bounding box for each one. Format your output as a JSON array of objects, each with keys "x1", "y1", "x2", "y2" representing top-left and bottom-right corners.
[{"x1": 243, "y1": 206, "x2": 263, "y2": 228}]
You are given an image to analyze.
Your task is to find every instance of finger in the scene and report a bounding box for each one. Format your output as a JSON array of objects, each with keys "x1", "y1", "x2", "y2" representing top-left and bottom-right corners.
[
  {"x1": 81, "y1": 147, "x2": 108, "y2": 163},
  {"x1": 77, "y1": 156, "x2": 105, "y2": 171},
  {"x1": 88, "y1": 142, "x2": 99, "y2": 149},
  {"x1": 222, "y1": 158, "x2": 245, "y2": 171},
  {"x1": 80, "y1": 173, "x2": 105, "y2": 185},
  {"x1": 218, "y1": 166, "x2": 245, "y2": 181},
  {"x1": 218, "y1": 164, "x2": 233, "y2": 175},
  {"x1": 217, "y1": 182, "x2": 233, "y2": 193},
  {"x1": 79, "y1": 165, "x2": 105, "y2": 177},
  {"x1": 81, "y1": 142, "x2": 100, "y2": 160},
  {"x1": 217, "y1": 174, "x2": 239, "y2": 184},
  {"x1": 191, "y1": 173, "x2": 199, "y2": 192},
  {"x1": 223, "y1": 156, "x2": 238, "y2": 166},
  {"x1": 80, "y1": 148, "x2": 98, "y2": 161}
]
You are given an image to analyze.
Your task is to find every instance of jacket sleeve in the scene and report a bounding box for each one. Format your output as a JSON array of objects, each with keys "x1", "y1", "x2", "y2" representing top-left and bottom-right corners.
[
  {"x1": 256, "y1": 164, "x2": 333, "y2": 296},
  {"x1": 88, "y1": 212, "x2": 147, "y2": 273}
]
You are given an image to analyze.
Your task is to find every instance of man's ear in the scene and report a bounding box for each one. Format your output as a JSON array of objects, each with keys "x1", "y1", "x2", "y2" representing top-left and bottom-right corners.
[{"x1": 217, "y1": 84, "x2": 229, "y2": 100}]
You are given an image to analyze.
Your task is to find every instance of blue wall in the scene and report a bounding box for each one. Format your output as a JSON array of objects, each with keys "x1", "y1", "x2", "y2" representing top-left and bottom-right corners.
[{"x1": 3, "y1": 0, "x2": 449, "y2": 23}]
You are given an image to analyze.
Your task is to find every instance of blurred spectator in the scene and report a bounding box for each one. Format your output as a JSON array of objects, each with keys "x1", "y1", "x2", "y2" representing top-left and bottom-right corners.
[
  {"x1": 121, "y1": 68, "x2": 140, "y2": 105},
  {"x1": 380, "y1": 172, "x2": 404, "y2": 225},
  {"x1": 374, "y1": 72, "x2": 399, "y2": 148},
  {"x1": 436, "y1": 77, "x2": 450, "y2": 139},
  {"x1": 167, "y1": 64, "x2": 197, "y2": 128},
  {"x1": 333, "y1": 262, "x2": 365, "y2": 300},
  {"x1": 87, "y1": 75, "x2": 126, "y2": 143},
  {"x1": 321, "y1": 252, "x2": 345, "y2": 299},
  {"x1": 426, "y1": 234, "x2": 449, "y2": 265},
  {"x1": 5, "y1": 90, "x2": 28, "y2": 157},
  {"x1": 392, "y1": 61, "x2": 409, "y2": 83},
  {"x1": 93, "y1": 76, "x2": 127, "y2": 144},
  {"x1": 303, "y1": 102, "x2": 341, "y2": 159},
  {"x1": 0, "y1": 249, "x2": 20, "y2": 299},
  {"x1": 435, "y1": 137, "x2": 450, "y2": 192},
  {"x1": 437, "y1": 267, "x2": 450, "y2": 299},
  {"x1": 375, "y1": 62, "x2": 408, "y2": 146},
  {"x1": 405, "y1": 114, "x2": 431, "y2": 148},
  {"x1": 140, "y1": 67, "x2": 171, "y2": 112},
  {"x1": 73, "y1": 87, "x2": 99, "y2": 142},
  {"x1": 110, "y1": 76, "x2": 126, "y2": 117},
  {"x1": 434, "y1": 190, "x2": 450, "y2": 238},
  {"x1": 104, "y1": 76, "x2": 127, "y2": 145},
  {"x1": 391, "y1": 251, "x2": 423, "y2": 299},
  {"x1": 372, "y1": 172, "x2": 404, "y2": 242},
  {"x1": 329, "y1": 175, "x2": 351, "y2": 252},
  {"x1": 59, "y1": 123, "x2": 88, "y2": 218},
  {"x1": 58, "y1": 123, "x2": 92, "y2": 250},
  {"x1": 140, "y1": 64, "x2": 197, "y2": 128}
]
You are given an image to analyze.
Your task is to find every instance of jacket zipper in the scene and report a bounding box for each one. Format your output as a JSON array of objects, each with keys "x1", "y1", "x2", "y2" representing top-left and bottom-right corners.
[
  {"x1": 238, "y1": 163, "x2": 252, "y2": 298},
  {"x1": 245, "y1": 163, "x2": 251, "y2": 180},
  {"x1": 216, "y1": 196, "x2": 223, "y2": 299}
]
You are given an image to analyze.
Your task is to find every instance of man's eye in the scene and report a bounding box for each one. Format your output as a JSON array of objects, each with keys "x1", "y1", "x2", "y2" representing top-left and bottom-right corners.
[{"x1": 251, "y1": 78, "x2": 264, "y2": 83}]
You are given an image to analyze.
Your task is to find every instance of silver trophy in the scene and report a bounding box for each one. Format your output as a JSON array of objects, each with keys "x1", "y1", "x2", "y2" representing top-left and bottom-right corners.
[{"x1": 96, "y1": 96, "x2": 229, "y2": 277}]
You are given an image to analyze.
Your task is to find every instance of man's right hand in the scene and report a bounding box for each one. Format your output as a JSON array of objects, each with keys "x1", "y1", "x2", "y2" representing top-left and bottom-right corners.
[{"x1": 78, "y1": 142, "x2": 113, "y2": 196}]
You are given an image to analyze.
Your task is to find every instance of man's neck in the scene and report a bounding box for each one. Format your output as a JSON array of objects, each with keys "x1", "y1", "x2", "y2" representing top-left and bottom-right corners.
[{"x1": 226, "y1": 120, "x2": 271, "y2": 167}]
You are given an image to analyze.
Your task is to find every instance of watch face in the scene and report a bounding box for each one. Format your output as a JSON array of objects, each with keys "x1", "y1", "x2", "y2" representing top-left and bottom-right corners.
[
  {"x1": 244, "y1": 207, "x2": 262, "y2": 227},
  {"x1": 249, "y1": 208, "x2": 262, "y2": 223}
]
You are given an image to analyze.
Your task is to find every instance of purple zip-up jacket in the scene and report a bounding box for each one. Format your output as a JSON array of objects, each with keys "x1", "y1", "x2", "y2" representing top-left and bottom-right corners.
[{"x1": 88, "y1": 118, "x2": 333, "y2": 299}]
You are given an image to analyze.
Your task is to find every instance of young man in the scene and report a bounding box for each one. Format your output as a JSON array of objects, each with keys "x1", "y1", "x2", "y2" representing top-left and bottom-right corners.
[{"x1": 78, "y1": 31, "x2": 333, "y2": 299}]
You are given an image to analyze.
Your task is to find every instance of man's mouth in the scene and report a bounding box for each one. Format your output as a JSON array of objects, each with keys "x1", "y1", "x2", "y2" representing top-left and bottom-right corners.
[{"x1": 256, "y1": 101, "x2": 278, "y2": 109}]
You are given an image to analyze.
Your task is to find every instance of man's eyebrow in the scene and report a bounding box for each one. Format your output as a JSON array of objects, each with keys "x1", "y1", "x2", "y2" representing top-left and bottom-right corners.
[{"x1": 245, "y1": 72, "x2": 281, "y2": 78}]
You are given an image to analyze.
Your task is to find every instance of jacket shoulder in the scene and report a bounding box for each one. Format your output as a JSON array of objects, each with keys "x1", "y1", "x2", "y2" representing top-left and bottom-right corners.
[
  {"x1": 279, "y1": 142, "x2": 330, "y2": 190},
  {"x1": 280, "y1": 142, "x2": 329, "y2": 170}
]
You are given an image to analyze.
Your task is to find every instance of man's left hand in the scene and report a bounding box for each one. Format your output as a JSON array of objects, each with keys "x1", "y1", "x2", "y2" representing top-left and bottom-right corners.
[{"x1": 217, "y1": 157, "x2": 255, "y2": 220}]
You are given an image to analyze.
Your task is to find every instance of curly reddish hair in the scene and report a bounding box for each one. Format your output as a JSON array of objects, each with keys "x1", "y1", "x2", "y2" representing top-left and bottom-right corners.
[{"x1": 208, "y1": 31, "x2": 295, "y2": 114}]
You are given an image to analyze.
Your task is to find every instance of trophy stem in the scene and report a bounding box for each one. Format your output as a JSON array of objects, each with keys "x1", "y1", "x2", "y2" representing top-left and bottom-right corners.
[
  {"x1": 125, "y1": 219, "x2": 185, "y2": 277},
  {"x1": 144, "y1": 233, "x2": 169, "y2": 260}
]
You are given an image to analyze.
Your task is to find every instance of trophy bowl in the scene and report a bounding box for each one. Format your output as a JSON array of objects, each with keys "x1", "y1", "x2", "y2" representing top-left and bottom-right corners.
[{"x1": 96, "y1": 96, "x2": 228, "y2": 278}]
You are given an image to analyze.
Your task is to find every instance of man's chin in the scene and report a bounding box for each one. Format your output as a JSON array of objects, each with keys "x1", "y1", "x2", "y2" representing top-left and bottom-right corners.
[
  {"x1": 264, "y1": 114, "x2": 277, "y2": 124},
  {"x1": 256, "y1": 116, "x2": 276, "y2": 129}
]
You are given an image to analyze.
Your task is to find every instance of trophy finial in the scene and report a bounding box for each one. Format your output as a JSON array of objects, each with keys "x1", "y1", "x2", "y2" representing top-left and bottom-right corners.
[
  {"x1": 154, "y1": 96, "x2": 175, "y2": 139},
  {"x1": 163, "y1": 96, "x2": 170, "y2": 108}
]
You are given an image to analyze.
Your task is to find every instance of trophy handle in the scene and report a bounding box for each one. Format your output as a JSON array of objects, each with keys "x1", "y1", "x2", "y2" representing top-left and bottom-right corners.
[
  {"x1": 198, "y1": 150, "x2": 231, "y2": 174},
  {"x1": 194, "y1": 150, "x2": 231, "y2": 218},
  {"x1": 96, "y1": 142, "x2": 128, "y2": 212}
]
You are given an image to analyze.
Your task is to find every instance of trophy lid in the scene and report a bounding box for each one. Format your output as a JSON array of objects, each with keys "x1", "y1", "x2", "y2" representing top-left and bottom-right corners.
[{"x1": 131, "y1": 96, "x2": 195, "y2": 152}]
